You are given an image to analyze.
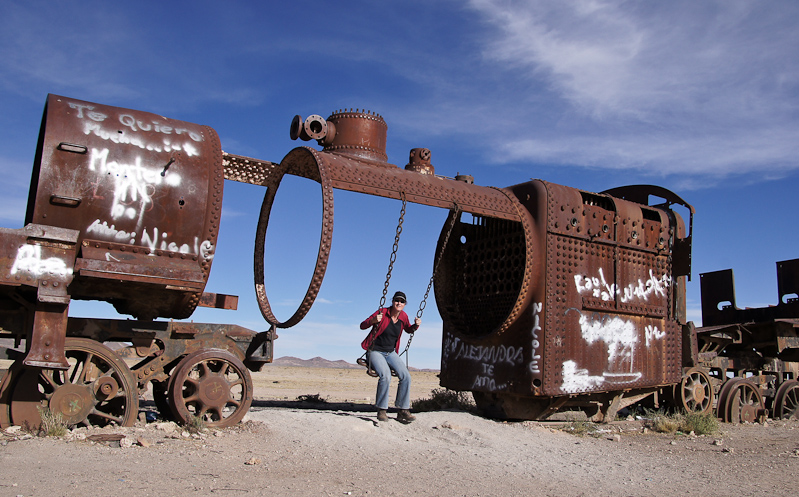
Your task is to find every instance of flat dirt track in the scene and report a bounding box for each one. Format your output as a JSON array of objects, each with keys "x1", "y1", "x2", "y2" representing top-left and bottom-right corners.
[{"x1": 1, "y1": 363, "x2": 798, "y2": 497}]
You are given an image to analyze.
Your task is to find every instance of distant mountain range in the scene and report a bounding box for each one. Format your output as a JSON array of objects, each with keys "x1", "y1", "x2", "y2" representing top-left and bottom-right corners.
[
  {"x1": 273, "y1": 356, "x2": 362, "y2": 369},
  {"x1": 272, "y1": 356, "x2": 438, "y2": 372}
]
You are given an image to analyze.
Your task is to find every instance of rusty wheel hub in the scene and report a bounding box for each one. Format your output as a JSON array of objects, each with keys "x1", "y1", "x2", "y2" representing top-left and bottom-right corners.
[
  {"x1": 49, "y1": 383, "x2": 95, "y2": 425},
  {"x1": 197, "y1": 375, "x2": 229, "y2": 405}
]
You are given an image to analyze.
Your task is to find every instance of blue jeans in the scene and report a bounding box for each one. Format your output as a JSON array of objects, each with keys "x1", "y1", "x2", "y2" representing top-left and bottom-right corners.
[{"x1": 368, "y1": 350, "x2": 411, "y2": 410}]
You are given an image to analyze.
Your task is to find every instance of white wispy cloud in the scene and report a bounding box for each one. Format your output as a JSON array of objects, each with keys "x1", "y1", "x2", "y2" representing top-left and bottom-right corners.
[{"x1": 457, "y1": 0, "x2": 799, "y2": 179}]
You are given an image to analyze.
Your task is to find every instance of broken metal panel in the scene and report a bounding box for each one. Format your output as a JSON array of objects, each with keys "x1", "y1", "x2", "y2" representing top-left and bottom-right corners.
[
  {"x1": 700, "y1": 258, "x2": 799, "y2": 327},
  {"x1": 1, "y1": 224, "x2": 79, "y2": 369},
  {"x1": 198, "y1": 292, "x2": 239, "y2": 310},
  {"x1": 777, "y1": 259, "x2": 799, "y2": 307}
]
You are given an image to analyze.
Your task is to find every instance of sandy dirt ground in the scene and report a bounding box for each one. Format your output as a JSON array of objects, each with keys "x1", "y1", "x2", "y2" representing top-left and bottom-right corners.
[{"x1": 1, "y1": 364, "x2": 798, "y2": 497}]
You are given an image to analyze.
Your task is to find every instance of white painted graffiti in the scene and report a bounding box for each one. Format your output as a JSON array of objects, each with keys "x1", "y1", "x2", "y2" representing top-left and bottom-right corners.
[
  {"x1": 10, "y1": 245, "x2": 71, "y2": 278},
  {"x1": 442, "y1": 335, "x2": 515, "y2": 392},
  {"x1": 645, "y1": 325, "x2": 666, "y2": 347},
  {"x1": 560, "y1": 309, "x2": 665, "y2": 393},
  {"x1": 118, "y1": 113, "x2": 204, "y2": 142},
  {"x1": 622, "y1": 270, "x2": 670, "y2": 303},
  {"x1": 83, "y1": 121, "x2": 200, "y2": 155},
  {"x1": 577, "y1": 312, "x2": 637, "y2": 368},
  {"x1": 561, "y1": 360, "x2": 604, "y2": 394},
  {"x1": 140, "y1": 227, "x2": 215, "y2": 259},
  {"x1": 471, "y1": 363, "x2": 508, "y2": 391},
  {"x1": 574, "y1": 268, "x2": 671, "y2": 303},
  {"x1": 89, "y1": 147, "x2": 181, "y2": 227},
  {"x1": 70, "y1": 101, "x2": 203, "y2": 155},
  {"x1": 199, "y1": 240, "x2": 215, "y2": 260},
  {"x1": 529, "y1": 302, "x2": 543, "y2": 374},
  {"x1": 561, "y1": 360, "x2": 643, "y2": 394},
  {"x1": 442, "y1": 335, "x2": 459, "y2": 362},
  {"x1": 87, "y1": 219, "x2": 137, "y2": 244},
  {"x1": 451, "y1": 342, "x2": 524, "y2": 366},
  {"x1": 87, "y1": 220, "x2": 213, "y2": 259}
]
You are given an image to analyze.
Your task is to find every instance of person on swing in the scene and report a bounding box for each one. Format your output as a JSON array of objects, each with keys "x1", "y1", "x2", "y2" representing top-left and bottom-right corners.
[{"x1": 360, "y1": 291, "x2": 421, "y2": 423}]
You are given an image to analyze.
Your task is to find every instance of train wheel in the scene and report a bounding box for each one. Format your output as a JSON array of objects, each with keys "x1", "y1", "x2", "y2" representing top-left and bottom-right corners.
[
  {"x1": 472, "y1": 391, "x2": 555, "y2": 420},
  {"x1": 677, "y1": 368, "x2": 714, "y2": 414},
  {"x1": 0, "y1": 338, "x2": 139, "y2": 429},
  {"x1": 472, "y1": 391, "x2": 509, "y2": 419},
  {"x1": 151, "y1": 380, "x2": 175, "y2": 421},
  {"x1": 774, "y1": 380, "x2": 799, "y2": 420},
  {"x1": 717, "y1": 378, "x2": 765, "y2": 423},
  {"x1": 168, "y1": 349, "x2": 253, "y2": 428},
  {"x1": 0, "y1": 363, "x2": 21, "y2": 428}
]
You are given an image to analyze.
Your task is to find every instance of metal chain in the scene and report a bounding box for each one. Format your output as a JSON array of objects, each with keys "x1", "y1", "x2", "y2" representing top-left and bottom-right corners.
[
  {"x1": 378, "y1": 191, "x2": 407, "y2": 310},
  {"x1": 363, "y1": 192, "x2": 407, "y2": 359},
  {"x1": 400, "y1": 204, "x2": 461, "y2": 358}
]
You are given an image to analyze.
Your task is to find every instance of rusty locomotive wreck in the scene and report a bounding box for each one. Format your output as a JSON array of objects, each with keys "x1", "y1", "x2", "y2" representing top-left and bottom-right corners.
[{"x1": 0, "y1": 95, "x2": 797, "y2": 430}]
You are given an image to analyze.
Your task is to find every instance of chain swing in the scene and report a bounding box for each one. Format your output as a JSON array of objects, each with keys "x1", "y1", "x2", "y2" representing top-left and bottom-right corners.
[
  {"x1": 357, "y1": 195, "x2": 461, "y2": 376},
  {"x1": 357, "y1": 192, "x2": 407, "y2": 377},
  {"x1": 397, "y1": 203, "x2": 460, "y2": 370}
]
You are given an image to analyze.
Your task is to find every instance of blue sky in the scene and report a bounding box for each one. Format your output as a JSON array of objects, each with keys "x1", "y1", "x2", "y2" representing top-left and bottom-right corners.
[{"x1": 1, "y1": 1, "x2": 797, "y2": 369}]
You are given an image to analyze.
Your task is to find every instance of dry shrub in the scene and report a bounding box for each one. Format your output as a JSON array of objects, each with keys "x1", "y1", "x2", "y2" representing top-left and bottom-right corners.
[
  {"x1": 645, "y1": 409, "x2": 719, "y2": 435},
  {"x1": 36, "y1": 406, "x2": 68, "y2": 437},
  {"x1": 183, "y1": 413, "x2": 207, "y2": 434},
  {"x1": 412, "y1": 388, "x2": 474, "y2": 412},
  {"x1": 680, "y1": 411, "x2": 719, "y2": 435},
  {"x1": 297, "y1": 393, "x2": 328, "y2": 403},
  {"x1": 562, "y1": 419, "x2": 600, "y2": 437}
]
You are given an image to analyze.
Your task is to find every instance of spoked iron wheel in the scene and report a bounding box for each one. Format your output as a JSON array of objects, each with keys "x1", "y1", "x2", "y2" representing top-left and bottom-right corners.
[
  {"x1": 717, "y1": 378, "x2": 765, "y2": 423},
  {"x1": 168, "y1": 349, "x2": 253, "y2": 428},
  {"x1": 0, "y1": 338, "x2": 139, "y2": 429},
  {"x1": 774, "y1": 380, "x2": 799, "y2": 420},
  {"x1": 152, "y1": 379, "x2": 175, "y2": 421},
  {"x1": 676, "y1": 368, "x2": 714, "y2": 414}
]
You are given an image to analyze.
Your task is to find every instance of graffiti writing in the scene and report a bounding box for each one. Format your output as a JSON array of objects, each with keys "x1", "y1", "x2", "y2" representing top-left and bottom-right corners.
[
  {"x1": 471, "y1": 363, "x2": 507, "y2": 391},
  {"x1": 575, "y1": 268, "x2": 671, "y2": 303},
  {"x1": 451, "y1": 342, "x2": 524, "y2": 366},
  {"x1": 621, "y1": 270, "x2": 670, "y2": 303},
  {"x1": 561, "y1": 308, "x2": 666, "y2": 393},
  {"x1": 561, "y1": 360, "x2": 603, "y2": 394},
  {"x1": 529, "y1": 302, "x2": 543, "y2": 374},
  {"x1": 577, "y1": 312, "x2": 637, "y2": 369},
  {"x1": 89, "y1": 147, "x2": 181, "y2": 228},
  {"x1": 10, "y1": 245, "x2": 70, "y2": 278},
  {"x1": 87, "y1": 219, "x2": 136, "y2": 244},
  {"x1": 645, "y1": 324, "x2": 666, "y2": 347},
  {"x1": 70, "y1": 101, "x2": 202, "y2": 155},
  {"x1": 140, "y1": 228, "x2": 215, "y2": 258},
  {"x1": 574, "y1": 268, "x2": 616, "y2": 301}
]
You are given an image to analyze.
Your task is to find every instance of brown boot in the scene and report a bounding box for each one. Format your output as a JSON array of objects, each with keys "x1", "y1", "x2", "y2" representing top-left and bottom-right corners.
[
  {"x1": 397, "y1": 409, "x2": 416, "y2": 424},
  {"x1": 377, "y1": 409, "x2": 389, "y2": 422}
]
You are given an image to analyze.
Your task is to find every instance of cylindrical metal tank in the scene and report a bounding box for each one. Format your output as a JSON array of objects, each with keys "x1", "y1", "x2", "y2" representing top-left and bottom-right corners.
[{"x1": 25, "y1": 95, "x2": 224, "y2": 320}]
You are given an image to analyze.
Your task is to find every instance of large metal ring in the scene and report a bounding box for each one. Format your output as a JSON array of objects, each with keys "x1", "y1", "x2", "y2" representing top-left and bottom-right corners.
[{"x1": 254, "y1": 147, "x2": 334, "y2": 328}]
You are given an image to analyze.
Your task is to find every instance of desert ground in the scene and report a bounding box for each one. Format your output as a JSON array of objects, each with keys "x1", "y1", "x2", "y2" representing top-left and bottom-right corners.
[{"x1": 1, "y1": 362, "x2": 798, "y2": 497}]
